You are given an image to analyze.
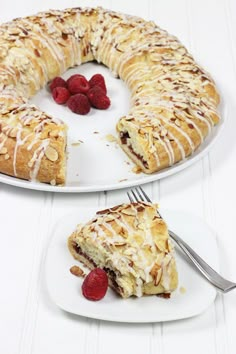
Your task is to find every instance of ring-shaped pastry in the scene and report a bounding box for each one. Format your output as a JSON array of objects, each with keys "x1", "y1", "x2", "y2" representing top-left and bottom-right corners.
[{"x1": 0, "y1": 7, "x2": 220, "y2": 184}]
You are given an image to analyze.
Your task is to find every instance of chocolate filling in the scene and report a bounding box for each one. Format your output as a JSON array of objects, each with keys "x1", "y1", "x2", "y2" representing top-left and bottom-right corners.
[
  {"x1": 73, "y1": 243, "x2": 97, "y2": 267},
  {"x1": 157, "y1": 293, "x2": 171, "y2": 299},
  {"x1": 120, "y1": 131, "x2": 130, "y2": 144},
  {"x1": 103, "y1": 267, "x2": 123, "y2": 295},
  {"x1": 127, "y1": 144, "x2": 148, "y2": 168},
  {"x1": 72, "y1": 243, "x2": 123, "y2": 295},
  {"x1": 120, "y1": 131, "x2": 148, "y2": 168}
]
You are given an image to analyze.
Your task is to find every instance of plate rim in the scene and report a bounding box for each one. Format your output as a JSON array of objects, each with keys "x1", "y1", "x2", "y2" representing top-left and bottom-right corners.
[{"x1": 45, "y1": 207, "x2": 219, "y2": 323}]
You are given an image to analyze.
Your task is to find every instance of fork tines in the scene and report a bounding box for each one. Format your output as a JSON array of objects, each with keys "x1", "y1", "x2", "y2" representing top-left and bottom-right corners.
[{"x1": 127, "y1": 186, "x2": 152, "y2": 203}]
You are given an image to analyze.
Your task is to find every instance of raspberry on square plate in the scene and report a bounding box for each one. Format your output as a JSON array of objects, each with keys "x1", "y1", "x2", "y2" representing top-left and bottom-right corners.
[{"x1": 82, "y1": 268, "x2": 108, "y2": 301}]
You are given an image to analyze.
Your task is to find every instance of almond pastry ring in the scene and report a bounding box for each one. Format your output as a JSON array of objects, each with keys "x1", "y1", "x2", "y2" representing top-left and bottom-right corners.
[
  {"x1": 68, "y1": 202, "x2": 178, "y2": 298},
  {"x1": 0, "y1": 7, "x2": 220, "y2": 184}
]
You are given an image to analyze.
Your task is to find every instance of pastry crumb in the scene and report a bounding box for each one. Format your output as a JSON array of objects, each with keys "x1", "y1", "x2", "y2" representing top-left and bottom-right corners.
[
  {"x1": 118, "y1": 178, "x2": 128, "y2": 182},
  {"x1": 179, "y1": 286, "x2": 186, "y2": 294},
  {"x1": 50, "y1": 179, "x2": 56, "y2": 186},
  {"x1": 70, "y1": 265, "x2": 85, "y2": 278},
  {"x1": 71, "y1": 140, "x2": 84, "y2": 146},
  {"x1": 105, "y1": 134, "x2": 117, "y2": 143},
  {"x1": 132, "y1": 166, "x2": 142, "y2": 174}
]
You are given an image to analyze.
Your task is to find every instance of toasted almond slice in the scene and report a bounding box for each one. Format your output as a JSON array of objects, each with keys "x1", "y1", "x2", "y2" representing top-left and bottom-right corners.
[
  {"x1": 70, "y1": 265, "x2": 85, "y2": 278},
  {"x1": 45, "y1": 146, "x2": 58, "y2": 162},
  {"x1": 0, "y1": 147, "x2": 7, "y2": 154},
  {"x1": 150, "y1": 263, "x2": 162, "y2": 286},
  {"x1": 9, "y1": 128, "x2": 17, "y2": 138},
  {"x1": 49, "y1": 130, "x2": 59, "y2": 138}
]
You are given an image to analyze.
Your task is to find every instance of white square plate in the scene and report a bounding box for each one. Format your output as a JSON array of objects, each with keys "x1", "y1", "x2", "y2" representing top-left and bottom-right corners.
[{"x1": 45, "y1": 206, "x2": 219, "y2": 322}]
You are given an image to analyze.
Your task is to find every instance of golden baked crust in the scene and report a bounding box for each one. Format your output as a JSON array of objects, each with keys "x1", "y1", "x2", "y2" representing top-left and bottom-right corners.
[
  {"x1": 68, "y1": 202, "x2": 178, "y2": 298},
  {"x1": 0, "y1": 7, "x2": 220, "y2": 183}
]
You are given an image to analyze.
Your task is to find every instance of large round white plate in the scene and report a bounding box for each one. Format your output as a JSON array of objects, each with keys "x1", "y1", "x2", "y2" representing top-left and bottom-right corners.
[
  {"x1": 0, "y1": 63, "x2": 225, "y2": 192},
  {"x1": 45, "y1": 206, "x2": 219, "y2": 323}
]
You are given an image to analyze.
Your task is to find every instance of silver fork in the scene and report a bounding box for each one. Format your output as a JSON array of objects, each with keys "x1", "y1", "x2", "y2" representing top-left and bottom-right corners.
[{"x1": 127, "y1": 186, "x2": 236, "y2": 293}]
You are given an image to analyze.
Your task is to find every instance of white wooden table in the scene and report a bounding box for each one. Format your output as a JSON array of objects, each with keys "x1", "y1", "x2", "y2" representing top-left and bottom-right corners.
[{"x1": 1, "y1": 0, "x2": 235, "y2": 353}]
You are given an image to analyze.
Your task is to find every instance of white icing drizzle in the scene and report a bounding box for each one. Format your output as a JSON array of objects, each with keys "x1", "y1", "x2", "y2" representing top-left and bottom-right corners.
[
  {"x1": 114, "y1": 214, "x2": 134, "y2": 235},
  {"x1": 135, "y1": 278, "x2": 143, "y2": 297},
  {"x1": 161, "y1": 255, "x2": 172, "y2": 290},
  {"x1": 164, "y1": 137, "x2": 175, "y2": 165},
  {"x1": 167, "y1": 130, "x2": 185, "y2": 159},
  {"x1": 149, "y1": 131, "x2": 173, "y2": 166},
  {"x1": 0, "y1": 66, "x2": 17, "y2": 84},
  {"x1": 28, "y1": 39, "x2": 48, "y2": 82},
  {"x1": 29, "y1": 139, "x2": 49, "y2": 181},
  {"x1": 22, "y1": 19, "x2": 66, "y2": 73},
  {"x1": 13, "y1": 124, "x2": 25, "y2": 176},
  {"x1": 94, "y1": 221, "x2": 107, "y2": 238},
  {"x1": 101, "y1": 219, "x2": 117, "y2": 238}
]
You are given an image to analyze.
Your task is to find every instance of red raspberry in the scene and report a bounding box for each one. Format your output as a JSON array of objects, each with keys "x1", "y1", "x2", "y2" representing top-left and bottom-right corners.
[
  {"x1": 66, "y1": 74, "x2": 85, "y2": 87},
  {"x1": 49, "y1": 77, "x2": 67, "y2": 92},
  {"x1": 87, "y1": 87, "x2": 110, "y2": 110},
  {"x1": 67, "y1": 93, "x2": 91, "y2": 115},
  {"x1": 82, "y1": 268, "x2": 108, "y2": 301},
  {"x1": 52, "y1": 87, "x2": 70, "y2": 104},
  {"x1": 68, "y1": 75, "x2": 90, "y2": 94},
  {"x1": 89, "y1": 74, "x2": 107, "y2": 94},
  {"x1": 87, "y1": 85, "x2": 105, "y2": 101}
]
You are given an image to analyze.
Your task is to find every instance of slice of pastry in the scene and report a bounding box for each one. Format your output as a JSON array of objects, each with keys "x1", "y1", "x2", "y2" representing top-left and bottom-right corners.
[{"x1": 68, "y1": 202, "x2": 178, "y2": 298}]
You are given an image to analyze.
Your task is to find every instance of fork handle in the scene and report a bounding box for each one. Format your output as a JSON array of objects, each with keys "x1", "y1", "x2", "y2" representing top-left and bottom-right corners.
[{"x1": 169, "y1": 230, "x2": 236, "y2": 293}]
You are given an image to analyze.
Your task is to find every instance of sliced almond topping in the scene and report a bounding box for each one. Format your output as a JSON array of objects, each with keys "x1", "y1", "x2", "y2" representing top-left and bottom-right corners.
[
  {"x1": 175, "y1": 119, "x2": 181, "y2": 127},
  {"x1": 137, "y1": 205, "x2": 145, "y2": 212},
  {"x1": 121, "y1": 208, "x2": 136, "y2": 216},
  {"x1": 124, "y1": 247, "x2": 136, "y2": 256},
  {"x1": 8, "y1": 27, "x2": 21, "y2": 35},
  {"x1": 9, "y1": 128, "x2": 17, "y2": 138},
  {"x1": 4, "y1": 154, "x2": 10, "y2": 160},
  {"x1": 45, "y1": 146, "x2": 58, "y2": 162},
  {"x1": 137, "y1": 221, "x2": 145, "y2": 230},
  {"x1": 70, "y1": 265, "x2": 85, "y2": 278},
  {"x1": 114, "y1": 242, "x2": 127, "y2": 247},
  {"x1": 160, "y1": 128, "x2": 167, "y2": 137},
  {"x1": 34, "y1": 49, "x2": 41, "y2": 57},
  {"x1": 0, "y1": 147, "x2": 7, "y2": 154},
  {"x1": 49, "y1": 130, "x2": 59, "y2": 138},
  {"x1": 150, "y1": 263, "x2": 162, "y2": 286}
]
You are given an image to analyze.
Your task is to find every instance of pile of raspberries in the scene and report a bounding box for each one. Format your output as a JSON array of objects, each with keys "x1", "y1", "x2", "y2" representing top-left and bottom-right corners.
[{"x1": 49, "y1": 73, "x2": 110, "y2": 115}]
